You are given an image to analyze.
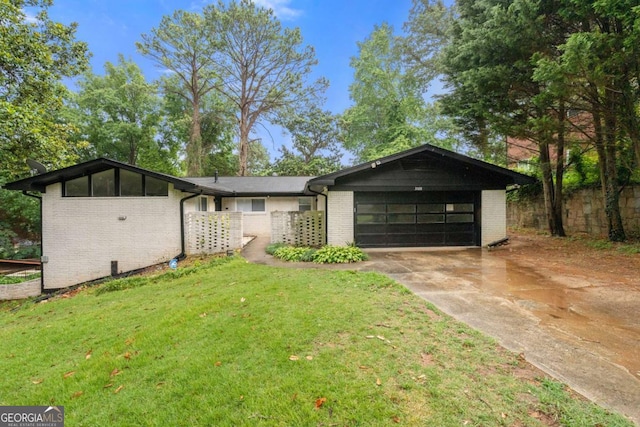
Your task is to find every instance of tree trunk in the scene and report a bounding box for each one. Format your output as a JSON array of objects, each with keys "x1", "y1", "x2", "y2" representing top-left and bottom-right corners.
[
  {"x1": 538, "y1": 140, "x2": 563, "y2": 236},
  {"x1": 238, "y1": 104, "x2": 250, "y2": 176},
  {"x1": 592, "y1": 103, "x2": 625, "y2": 242},
  {"x1": 553, "y1": 104, "x2": 566, "y2": 237}
]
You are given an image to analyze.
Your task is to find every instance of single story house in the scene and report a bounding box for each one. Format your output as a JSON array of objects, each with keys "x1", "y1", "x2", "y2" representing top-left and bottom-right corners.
[{"x1": 3, "y1": 144, "x2": 536, "y2": 291}]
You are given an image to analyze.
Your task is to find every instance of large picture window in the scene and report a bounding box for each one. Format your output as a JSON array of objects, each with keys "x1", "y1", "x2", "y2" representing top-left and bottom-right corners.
[
  {"x1": 236, "y1": 198, "x2": 265, "y2": 212},
  {"x1": 63, "y1": 168, "x2": 168, "y2": 197}
]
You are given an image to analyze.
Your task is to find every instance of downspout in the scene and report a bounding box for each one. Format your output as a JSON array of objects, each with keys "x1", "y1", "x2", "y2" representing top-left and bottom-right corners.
[
  {"x1": 306, "y1": 186, "x2": 328, "y2": 245},
  {"x1": 22, "y1": 191, "x2": 43, "y2": 292},
  {"x1": 177, "y1": 191, "x2": 202, "y2": 260}
]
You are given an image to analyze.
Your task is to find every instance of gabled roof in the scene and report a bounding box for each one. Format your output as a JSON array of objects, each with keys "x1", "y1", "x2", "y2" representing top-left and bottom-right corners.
[
  {"x1": 307, "y1": 144, "x2": 537, "y2": 189},
  {"x1": 2, "y1": 158, "x2": 234, "y2": 195},
  {"x1": 185, "y1": 176, "x2": 313, "y2": 196}
]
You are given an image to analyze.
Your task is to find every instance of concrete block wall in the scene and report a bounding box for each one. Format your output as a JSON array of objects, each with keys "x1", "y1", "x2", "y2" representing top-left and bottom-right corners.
[
  {"x1": 481, "y1": 190, "x2": 507, "y2": 246},
  {"x1": 271, "y1": 211, "x2": 325, "y2": 246},
  {"x1": 326, "y1": 191, "x2": 354, "y2": 246},
  {"x1": 185, "y1": 212, "x2": 243, "y2": 254},
  {"x1": 41, "y1": 183, "x2": 182, "y2": 289}
]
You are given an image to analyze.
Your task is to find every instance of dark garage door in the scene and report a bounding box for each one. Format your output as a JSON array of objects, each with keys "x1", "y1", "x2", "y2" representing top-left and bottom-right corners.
[{"x1": 354, "y1": 191, "x2": 479, "y2": 248}]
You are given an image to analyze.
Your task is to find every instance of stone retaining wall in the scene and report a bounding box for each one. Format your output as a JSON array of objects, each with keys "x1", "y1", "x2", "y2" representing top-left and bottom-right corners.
[{"x1": 508, "y1": 185, "x2": 640, "y2": 236}]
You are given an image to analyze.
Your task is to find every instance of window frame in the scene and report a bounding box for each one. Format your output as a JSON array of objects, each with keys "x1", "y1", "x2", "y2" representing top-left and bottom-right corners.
[
  {"x1": 236, "y1": 198, "x2": 266, "y2": 213},
  {"x1": 62, "y1": 168, "x2": 169, "y2": 198}
]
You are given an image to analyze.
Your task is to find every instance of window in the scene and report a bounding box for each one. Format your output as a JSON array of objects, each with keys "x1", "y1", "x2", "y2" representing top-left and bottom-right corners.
[
  {"x1": 145, "y1": 176, "x2": 168, "y2": 196},
  {"x1": 65, "y1": 176, "x2": 89, "y2": 197},
  {"x1": 197, "y1": 197, "x2": 208, "y2": 212},
  {"x1": 63, "y1": 168, "x2": 169, "y2": 197},
  {"x1": 92, "y1": 169, "x2": 116, "y2": 197},
  {"x1": 236, "y1": 198, "x2": 265, "y2": 212},
  {"x1": 298, "y1": 197, "x2": 313, "y2": 211},
  {"x1": 120, "y1": 169, "x2": 144, "y2": 196}
]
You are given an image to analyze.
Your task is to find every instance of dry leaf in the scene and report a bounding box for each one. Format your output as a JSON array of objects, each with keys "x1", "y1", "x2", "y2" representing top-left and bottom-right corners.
[
  {"x1": 215, "y1": 361, "x2": 222, "y2": 366},
  {"x1": 376, "y1": 378, "x2": 382, "y2": 386},
  {"x1": 125, "y1": 338, "x2": 134, "y2": 346},
  {"x1": 376, "y1": 335, "x2": 386, "y2": 341},
  {"x1": 31, "y1": 379, "x2": 43, "y2": 385},
  {"x1": 124, "y1": 351, "x2": 131, "y2": 360},
  {"x1": 85, "y1": 349, "x2": 92, "y2": 360},
  {"x1": 71, "y1": 391, "x2": 83, "y2": 399},
  {"x1": 501, "y1": 413, "x2": 507, "y2": 419},
  {"x1": 359, "y1": 365, "x2": 369, "y2": 370},
  {"x1": 365, "y1": 335, "x2": 375, "y2": 339},
  {"x1": 103, "y1": 383, "x2": 113, "y2": 388},
  {"x1": 63, "y1": 371, "x2": 75, "y2": 379},
  {"x1": 199, "y1": 313, "x2": 207, "y2": 318},
  {"x1": 314, "y1": 397, "x2": 327, "y2": 410},
  {"x1": 114, "y1": 385, "x2": 124, "y2": 394},
  {"x1": 392, "y1": 416, "x2": 401, "y2": 423},
  {"x1": 110, "y1": 368, "x2": 121, "y2": 377},
  {"x1": 289, "y1": 355, "x2": 299, "y2": 361},
  {"x1": 156, "y1": 382, "x2": 165, "y2": 388},
  {"x1": 240, "y1": 297, "x2": 246, "y2": 303},
  {"x1": 305, "y1": 355, "x2": 313, "y2": 361}
]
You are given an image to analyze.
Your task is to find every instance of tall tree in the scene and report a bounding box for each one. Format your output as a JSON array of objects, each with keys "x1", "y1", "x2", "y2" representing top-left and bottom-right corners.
[
  {"x1": 70, "y1": 55, "x2": 179, "y2": 173},
  {"x1": 0, "y1": 0, "x2": 89, "y2": 178},
  {"x1": 271, "y1": 105, "x2": 342, "y2": 176},
  {"x1": 440, "y1": 0, "x2": 569, "y2": 236},
  {"x1": 0, "y1": 0, "x2": 89, "y2": 250},
  {"x1": 341, "y1": 23, "x2": 458, "y2": 163},
  {"x1": 137, "y1": 10, "x2": 219, "y2": 176},
  {"x1": 204, "y1": 0, "x2": 327, "y2": 176}
]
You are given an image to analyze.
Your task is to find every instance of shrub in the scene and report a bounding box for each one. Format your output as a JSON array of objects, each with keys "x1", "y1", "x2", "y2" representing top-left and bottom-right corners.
[
  {"x1": 312, "y1": 245, "x2": 369, "y2": 264},
  {"x1": 273, "y1": 246, "x2": 316, "y2": 262},
  {"x1": 265, "y1": 242, "x2": 286, "y2": 255}
]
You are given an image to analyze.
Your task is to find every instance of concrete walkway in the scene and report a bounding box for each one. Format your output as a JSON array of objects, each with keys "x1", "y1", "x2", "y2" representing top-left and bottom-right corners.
[{"x1": 241, "y1": 237, "x2": 640, "y2": 425}]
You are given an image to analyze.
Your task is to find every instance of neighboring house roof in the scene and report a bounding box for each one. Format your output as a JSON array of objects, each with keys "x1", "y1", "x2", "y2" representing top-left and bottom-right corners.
[
  {"x1": 307, "y1": 144, "x2": 537, "y2": 191},
  {"x1": 185, "y1": 176, "x2": 313, "y2": 197},
  {"x1": 2, "y1": 158, "x2": 235, "y2": 195}
]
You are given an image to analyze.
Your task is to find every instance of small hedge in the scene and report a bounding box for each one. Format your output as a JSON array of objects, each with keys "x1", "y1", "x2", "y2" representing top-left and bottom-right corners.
[{"x1": 270, "y1": 244, "x2": 368, "y2": 264}]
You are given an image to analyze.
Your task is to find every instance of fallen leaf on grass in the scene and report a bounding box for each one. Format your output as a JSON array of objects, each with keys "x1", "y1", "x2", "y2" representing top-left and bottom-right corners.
[
  {"x1": 359, "y1": 365, "x2": 369, "y2": 370},
  {"x1": 123, "y1": 351, "x2": 131, "y2": 360},
  {"x1": 114, "y1": 385, "x2": 124, "y2": 394},
  {"x1": 156, "y1": 382, "x2": 165, "y2": 388},
  {"x1": 305, "y1": 355, "x2": 313, "y2": 361},
  {"x1": 215, "y1": 361, "x2": 222, "y2": 366},
  {"x1": 85, "y1": 349, "x2": 92, "y2": 360},
  {"x1": 110, "y1": 368, "x2": 121, "y2": 377},
  {"x1": 199, "y1": 313, "x2": 207, "y2": 318},
  {"x1": 365, "y1": 335, "x2": 375, "y2": 339},
  {"x1": 31, "y1": 379, "x2": 43, "y2": 385},
  {"x1": 103, "y1": 383, "x2": 113, "y2": 388},
  {"x1": 392, "y1": 416, "x2": 401, "y2": 423},
  {"x1": 314, "y1": 397, "x2": 326, "y2": 410},
  {"x1": 289, "y1": 355, "x2": 299, "y2": 361},
  {"x1": 63, "y1": 371, "x2": 75, "y2": 379},
  {"x1": 71, "y1": 391, "x2": 83, "y2": 399},
  {"x1": 376, "y1": 378, "x2": 382, "y2": 386},
  {"x1": 376, "y1": 335, "x2": 386, "y2": 341},
  {"x1": 240, "y1": 297, "x2": 246, "y2": 303}
]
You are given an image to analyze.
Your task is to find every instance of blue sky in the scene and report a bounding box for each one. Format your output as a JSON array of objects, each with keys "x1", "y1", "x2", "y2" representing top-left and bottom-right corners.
[
  {"x1": 44, "y1": 0, "x2": 414, "y2": 112},
  {"x1": 41, "y1": 0, "x2": 417, "y2": 160}
]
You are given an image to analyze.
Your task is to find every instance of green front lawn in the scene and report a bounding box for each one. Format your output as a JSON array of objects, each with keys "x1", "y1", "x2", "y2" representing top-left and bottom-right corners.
[{"x1": 0, "y1": 257, "x2": 631, "y2": 426}]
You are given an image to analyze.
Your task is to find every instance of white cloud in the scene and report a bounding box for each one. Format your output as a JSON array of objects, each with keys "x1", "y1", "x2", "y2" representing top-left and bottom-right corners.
[
  {"x1": 252, "y1": 0, "x2": 303, "y2": 20},
  {"x1": 22, "y1": 10, "x2": 39, "y2": 24}
]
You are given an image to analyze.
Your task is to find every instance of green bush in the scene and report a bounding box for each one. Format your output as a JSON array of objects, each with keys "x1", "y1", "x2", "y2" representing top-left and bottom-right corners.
[
  {"x1": 265, "y1": 242, "x2": 287, "y2": 255},
  {"x1": 273, "y1": 246, "x2": 317, "y2": 262},
  {"x1": 312, "y1": 245, "x2": 369, "y2": 264}
]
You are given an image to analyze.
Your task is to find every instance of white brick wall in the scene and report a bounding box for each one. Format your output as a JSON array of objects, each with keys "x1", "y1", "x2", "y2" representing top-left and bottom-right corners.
[
  {"x1": 41, "y1": 183, "x2": 183, "y2": 289},
  {"x1": 220, "y1": 197, "x2": 301, "y2": 237},
  {"x1": 326, "y1": 191, "x2": 354, "y2": 246},
  {"x1": 481, "y1": 190, "x2": 507, "y2": 246}
]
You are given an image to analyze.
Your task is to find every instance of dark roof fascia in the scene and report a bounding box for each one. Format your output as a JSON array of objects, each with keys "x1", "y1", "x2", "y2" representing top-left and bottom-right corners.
[
  {"x1": 2, "y1": 158, "x2": 234, "y2": 196},
  {"x1": 308, "y1": 144, "x2": 538, "y2": 188}
]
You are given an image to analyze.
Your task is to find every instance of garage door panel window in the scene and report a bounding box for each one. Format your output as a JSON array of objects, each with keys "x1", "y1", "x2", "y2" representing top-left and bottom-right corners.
[
  {"x1": 417, "y1": 204, "x2": 445, "y2": 213},
  {"x1": 357, "y1": 214, "x2": 386, "y2": 224},
  {"x1": 446, "y1": 213, "x2": 474, "y2": 223},
  {"x1": 417, "y1": 214, "x2": 445, "y2": 224},
  {"x1": 388, "y1": 213, "x2": 415, "y2": 223},
  {"x1": 446, "y1": 203, "x2": 474, "y2": 212},
  {"x1": 358, "y1": 204, "x2": 385, "y2": 213},
  {"x1": 388, "y1": 204, "x2": 415, "y2": 213}
]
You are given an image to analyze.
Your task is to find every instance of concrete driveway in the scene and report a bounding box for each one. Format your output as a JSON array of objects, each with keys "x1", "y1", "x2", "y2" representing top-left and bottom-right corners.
[{"x1": 242, "y1": 237, "x2": 640, "y2": 424}]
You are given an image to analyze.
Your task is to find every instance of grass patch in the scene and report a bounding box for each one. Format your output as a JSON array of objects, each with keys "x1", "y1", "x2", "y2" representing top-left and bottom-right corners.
[
  {"x1": 0, "y1": 258, "x2": 631, "y2": 426},
  {"x1": 0, "y1": 273, "x2": 40, "y2": 285}
]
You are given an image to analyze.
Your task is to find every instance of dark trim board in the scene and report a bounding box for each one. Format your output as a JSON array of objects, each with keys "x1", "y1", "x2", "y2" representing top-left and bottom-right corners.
[{"x1": 354, "y1": 191, "x2": 481, "y2": 248}]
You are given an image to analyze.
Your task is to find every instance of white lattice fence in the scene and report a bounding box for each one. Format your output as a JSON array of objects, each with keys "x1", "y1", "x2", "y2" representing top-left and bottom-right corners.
[
  {"x1": 185, "y1": 212, "x2": 243, "y2": 254},
  {"x1": 271, "y1": 211, "x2": 325, "y2": 246}
]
